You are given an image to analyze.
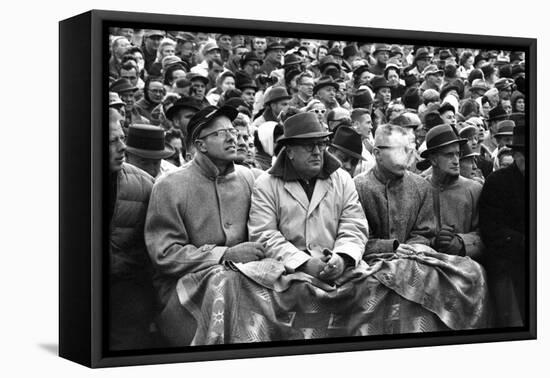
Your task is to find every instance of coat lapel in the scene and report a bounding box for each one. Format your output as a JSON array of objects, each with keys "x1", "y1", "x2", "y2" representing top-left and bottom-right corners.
[
  {"x1": 283, "y1": 181, "x2": 309, "y2": 211},
  {"x1": 308, "y1": 178, "x2": 331, "y2": 217}
]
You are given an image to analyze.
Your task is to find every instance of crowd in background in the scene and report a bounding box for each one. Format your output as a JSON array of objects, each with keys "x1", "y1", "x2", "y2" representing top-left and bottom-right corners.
[{"x1": 107, "y1": 26, "x2": 528, "y2": 350}]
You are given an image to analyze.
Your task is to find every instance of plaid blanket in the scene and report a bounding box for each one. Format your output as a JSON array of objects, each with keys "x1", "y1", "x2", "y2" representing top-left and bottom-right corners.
[{"x1": 170, "y1": 246, "x2": 489, "y2": 345}]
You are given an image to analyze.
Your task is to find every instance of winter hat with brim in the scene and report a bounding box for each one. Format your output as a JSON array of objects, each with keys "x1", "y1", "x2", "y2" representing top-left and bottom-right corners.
[
  {"x1": 125, "y1": 124, "x2": 175, "y2": 159},
  {"x1": 110, "y1": 78, "x2": 138, "y2": 94},
  {"x1": 494, "y1": 120, "x2": 515, "y2": 137},
  {"x1": 313, "y1": 76, "x2": 340, "y2": 95},
  {"x1": 278, "y1": 112, "x2": 332, "y2": 143},
  {"x1": 330, "y1": 126, "x2": 366, "y2": 160},
  {"x1": 460, "y1": 143, "x2": 479, "y2": 160},
  {"x1": 420, "y1": 123, "x2": 468, "y2": 158},
  {"x1": 263, "y1": 86, "x2": 292, "y2": 106},
  {"x1": 186, "y1": 72, "x2": 210, "y2": 86},
  {"x1": 187, "y1": 105, "x2": 239, "y2": 142},
  {"x1": 164, "y1": 96, "x2": 203, "y2": 120},
  {"x1": 109, "y1": 92, "x2": 125, "y2": 107}
]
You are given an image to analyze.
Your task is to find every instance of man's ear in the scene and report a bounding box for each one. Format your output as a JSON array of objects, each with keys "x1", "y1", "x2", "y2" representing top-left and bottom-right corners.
[
  {"x1": 372, "y1": 147, "x2": 381, "y2": 160},
  {"x1": 194, "y1": 139, "x2": 207, "y2": 154},
  {"x1": 286, "y1": 146, "x2": 295, "y2": 160}
]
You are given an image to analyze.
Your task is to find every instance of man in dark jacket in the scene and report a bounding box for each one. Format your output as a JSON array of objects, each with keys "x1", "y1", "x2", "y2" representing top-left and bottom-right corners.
[
  {"x1": 479, "y1": 124, "x2": 527, "y2": 327},
  {"x1": 108, "y1": 109, "x2": 156, "y2": 350}
]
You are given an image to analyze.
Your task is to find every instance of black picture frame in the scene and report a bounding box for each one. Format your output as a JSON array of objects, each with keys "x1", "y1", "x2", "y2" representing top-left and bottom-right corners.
[{"x1": 59, "y1": 9, "x2": 537, "y2": 368}]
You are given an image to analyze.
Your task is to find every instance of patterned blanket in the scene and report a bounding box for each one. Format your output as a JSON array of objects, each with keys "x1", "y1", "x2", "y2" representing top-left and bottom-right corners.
[{"x1": 167, "y1": 246, "x2": 489, "y2": 346}]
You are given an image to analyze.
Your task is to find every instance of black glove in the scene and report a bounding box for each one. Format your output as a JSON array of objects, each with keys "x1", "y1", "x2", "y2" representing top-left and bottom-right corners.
[{"x1": 435, "y1": 227, "x2": 464, "y2": 256}]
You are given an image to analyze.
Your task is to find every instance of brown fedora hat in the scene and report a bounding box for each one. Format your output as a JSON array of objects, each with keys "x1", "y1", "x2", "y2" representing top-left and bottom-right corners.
[
  {"x1": 279, "y1": 112, "x2": 332, "y2": 142},
  {"x1": 263, "y1": 86, "x2": 292, "y2": 106},
  {"x1": 420, "y1": 124, "x2": 468, "y2": 158},
  {"x1": 125, "y1": 124, "x2": 175, "y2": 159},
  {"x1": 330, "y1": 126, "x2": 366, "y2": 160}
]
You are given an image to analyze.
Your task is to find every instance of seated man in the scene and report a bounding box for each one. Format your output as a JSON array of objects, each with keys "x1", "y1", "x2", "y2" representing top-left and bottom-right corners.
[
  {"x1": 249, "y1": 112, "x2": 368, "y2": 282},
  {"x1": 145, "y1": 105, "x2": 265, "y2": 343},
  {"x1": 354, "y1": 124, "x2": 435, "y2": 255},
  {"x1": 353, "y1": 124, "x2": 490, "y2": 331},
  {"x1": 422, "y1": 124, "x2": 484, "y2": 261},
  {"x1": 108, "y1": 109, "x2": 156, "y2": 351}
]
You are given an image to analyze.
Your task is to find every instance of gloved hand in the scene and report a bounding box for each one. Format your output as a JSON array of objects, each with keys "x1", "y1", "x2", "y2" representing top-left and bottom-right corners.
[
  {"x1": 435, "y1": 226, "x2": 464, "y2": 255},
  {"x1": 319, "y1": 253, "x2": 346, "y2": 282},
  {"x1": 297, "y1": 257, "x2": 327, "y2": 279},
  {"x1": 222, "y1": 242, "x2": 265, "y2": 264}
]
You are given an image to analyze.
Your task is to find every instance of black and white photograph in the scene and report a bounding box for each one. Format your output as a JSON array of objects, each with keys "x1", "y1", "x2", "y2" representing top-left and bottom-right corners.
[{"x1": 104, "y1": 17, "x2": 532, "y2": 354}]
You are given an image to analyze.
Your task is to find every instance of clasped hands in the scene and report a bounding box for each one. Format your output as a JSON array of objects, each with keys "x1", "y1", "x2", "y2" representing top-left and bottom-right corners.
[
  {"x1": 434, "y1": 225, "x2": 464, "y2": 255},
  {"x1": 298, "y1": 250, "x2": 348, "y2": 283}
]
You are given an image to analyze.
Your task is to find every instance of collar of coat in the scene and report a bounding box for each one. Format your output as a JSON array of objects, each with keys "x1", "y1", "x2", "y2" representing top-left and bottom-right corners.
[
  {"x1": 268, "y1": 147, "x2": 341, "y2": 181},
  {"x1": 192, "y1": 151, "x2": 236, "y2": 180}
]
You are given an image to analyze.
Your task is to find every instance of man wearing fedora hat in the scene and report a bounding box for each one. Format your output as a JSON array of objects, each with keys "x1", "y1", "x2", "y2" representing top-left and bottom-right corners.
[
  {"x1": 251, "y1": 86, "x2": 291, "y2": 130},
  {"x1": 313, "y1": 76, "x2": 340, "y2": 111},
  {"x1": 125, "y1": 124, "x2": 178, "y2": 179},
  {"x1": 141, "y1": 30, "x2": 166, "y2": 74},
  {"x1": 404, "y1": 47, "x2": 433, "y2": 79},
  {"x1": 370, "y1": 76, "x2": 392, "y2": 128},
  {"x1": 249, "y1": 112, "x2": 368, "y2": 283},
  {"x1": 423, "y1": 124, "x2": 484, "y2": 260},
  {"x1": 490, "y1": 119, "x2": 515, "y2": 170},
  {"x1": 420, "y1": 64, "x2": 444, "y2": 92},
  {"x1": 145, "y1": 105, "x2": 266, "y2": 344},
  {"x1": 318, "y1": 56, "x2": 342, "y2": 80},
  {"x1": 327, "y1": 126, "x2": 366, "y2": 177},
  {"x1": 482, "y1": 105, "x2": 509, "y2": 155},
  {"x1": 260, "y1": 42, "x2": 285, "y2": 76},
  {"x1": 108, "y1": 109, "x2": 157, "y2": 350},
  {"x1": 190, "y1": 41, "x2": 222, "y2": 77},
  {"x1": 186, "y1": 72, "x2": 211, "y2": 108},
  {"x1": 110, "y1": 78, "x2": 150, "y2": 131},
  {"x1": 459, "y1": 142, "x2": 484, "y2": 185},
  {"x1": 479, "y1": 123, "x2": 526, "y2": 327},
  {"x1": 368, "y1": 43, "x2": 392, "y2": 76},
  {"x1": 342, "y1": 44, "x2": 361, "y2": 73}
]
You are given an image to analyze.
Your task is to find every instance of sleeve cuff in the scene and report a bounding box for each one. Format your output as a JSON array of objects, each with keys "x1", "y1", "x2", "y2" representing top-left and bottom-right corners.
[
  {"x1": 210, "y1": 246, "x2": 229, "y2": 264},
  {"x1": 284, "y1": 251, "x2": 311, "y2": 273},
  {"x1": 365, "y1": 239, "x2": 399, "y2": 254}
]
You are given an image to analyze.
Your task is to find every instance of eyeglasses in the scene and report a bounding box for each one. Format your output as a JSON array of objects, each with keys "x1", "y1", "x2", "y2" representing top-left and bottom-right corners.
[
  {"x1": 198, "y1": 128, "x2": 238, "y2": 139},
  {"x1": 148, "y1": 88, "x2": 166, "y2": 95},
  {"x1": 309, "y1": 109, "x2": 326, "y2": 115},
  {"x1": 292, "y1": 140, "x2": 329, "y2": 152}
]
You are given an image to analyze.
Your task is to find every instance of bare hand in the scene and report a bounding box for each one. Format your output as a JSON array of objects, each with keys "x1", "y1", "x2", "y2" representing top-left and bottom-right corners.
[
  {"x1": 319, "y1": 253, "x2": 346, "y2": 282},
  {"x1": 297, "y1": 257, "x2": 327, "y2": 279},
  {"x1": 223, "y1": 242, "x2": 265, "y2": 264},
  {"x1": 395, "y1": 243, "x2": 417, "y2": 255}
]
